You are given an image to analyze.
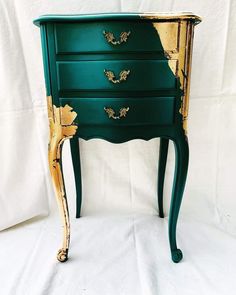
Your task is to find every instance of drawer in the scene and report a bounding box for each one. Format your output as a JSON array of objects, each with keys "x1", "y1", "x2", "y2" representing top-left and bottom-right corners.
[
  {"x1": 54, "y1": 21, "x2": 179, "y2": 54},
  {"x1": 60, "y1": 97, "x2": 175, "y2": 126},
  {"x1": 57, "y1": 60, "x2": 177, "y2": 92}
]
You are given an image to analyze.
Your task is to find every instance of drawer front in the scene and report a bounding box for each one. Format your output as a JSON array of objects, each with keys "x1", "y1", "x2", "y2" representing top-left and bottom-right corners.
[
  {"x1": 60, "y1": 97, "x2": 175, "y2": 126},
  {"x1": 57, "y1": 60, "x2": 177, "y2": 92},
  {"x1": 54, "y1": 21, "x2": 179, "y2": 54}
]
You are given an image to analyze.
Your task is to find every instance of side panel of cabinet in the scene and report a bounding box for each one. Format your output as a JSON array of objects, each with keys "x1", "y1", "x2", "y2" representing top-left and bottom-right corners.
[
  {"x1": 46, "y1": 24, "x2": 60, "y2": 106},
  {"x1": 39, "y1": 25, "x2": 51, "y2": 96}
]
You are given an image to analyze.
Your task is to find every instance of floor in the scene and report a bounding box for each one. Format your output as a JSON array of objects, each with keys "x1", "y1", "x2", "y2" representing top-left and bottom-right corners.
[{"x1": 1, "y1": 210, "x2": 236, "y2": 295}]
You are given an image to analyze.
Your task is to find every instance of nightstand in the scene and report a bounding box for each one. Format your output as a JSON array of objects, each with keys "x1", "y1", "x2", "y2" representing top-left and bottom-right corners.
[{"x1": 33, "y1": 12, "x2": 201, "y2": 263}]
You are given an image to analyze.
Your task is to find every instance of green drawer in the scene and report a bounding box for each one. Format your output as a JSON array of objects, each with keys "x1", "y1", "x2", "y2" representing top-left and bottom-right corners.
[
  {"x1": 60, "y1": 97, "x2": 175, "y2": 126},
  {"x1": 57, "y1": 60, "x2": 177, "y2": 92},
  {"x1": 54, "y1": 21, "x2": 179, "y2": 54}
]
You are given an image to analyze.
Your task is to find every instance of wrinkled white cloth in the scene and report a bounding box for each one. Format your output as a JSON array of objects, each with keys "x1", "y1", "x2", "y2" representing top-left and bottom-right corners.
[{"x1": 0, "y1": 0, "x2": 236, "y2": 294}]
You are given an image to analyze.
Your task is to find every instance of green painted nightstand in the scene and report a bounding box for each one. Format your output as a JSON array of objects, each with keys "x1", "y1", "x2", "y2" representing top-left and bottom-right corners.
[{"x1": 33, "y1": 12, "x2": 201, "y2": 263}]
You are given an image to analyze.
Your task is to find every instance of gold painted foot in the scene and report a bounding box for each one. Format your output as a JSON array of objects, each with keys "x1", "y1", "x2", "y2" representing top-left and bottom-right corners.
[{"x1": 57, "y1": 248, "x2": 69, "y2": 262}]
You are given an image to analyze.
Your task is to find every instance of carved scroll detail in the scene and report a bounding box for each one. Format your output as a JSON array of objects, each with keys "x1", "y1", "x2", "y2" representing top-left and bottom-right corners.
[
  {"x1": 103, "y1": 31, "x2": 131, "y2": 45},
  {"x1": 104, "y1": 69, "x2": 130, "y2": 84},
  {"x1": 104, "y1": 106, "x2": 129, "y2": 120}
]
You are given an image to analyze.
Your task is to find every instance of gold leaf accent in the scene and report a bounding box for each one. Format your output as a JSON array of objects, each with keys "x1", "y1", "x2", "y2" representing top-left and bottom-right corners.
[
  {"x1": 57, "y1": 248, "x2": 68, "y2": 262},
  {"x1": 47, "y1": 96, "x2": 78, "y2": 262},
  {"x1": 151, "y1": 22, "x2": 179, "y2": 78},
  {"x1": 140, "y1": 17, "x2": 197, "y2": 135}
]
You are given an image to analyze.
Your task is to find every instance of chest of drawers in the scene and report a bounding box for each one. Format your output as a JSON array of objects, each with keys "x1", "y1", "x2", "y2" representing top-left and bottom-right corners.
[{"x1": 34, "y1": 12, "x2": 201, "y2": 263}]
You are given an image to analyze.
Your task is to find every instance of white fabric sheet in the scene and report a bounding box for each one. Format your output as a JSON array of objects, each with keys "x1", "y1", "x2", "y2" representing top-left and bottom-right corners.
[
  {"x1": 0, "y1": 0, "x2": 236, "y2": 294},
  {"x1": 1, "y1": 211, "x2": 236, "y2": 295}
]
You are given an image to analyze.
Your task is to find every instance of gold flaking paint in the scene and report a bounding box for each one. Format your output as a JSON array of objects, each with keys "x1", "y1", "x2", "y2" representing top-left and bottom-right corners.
[
  {"x1": 150, "y1": 20, "x2": 188, "y2": 134},
  {"x1": 152, "y1": 22, "x2": 179, "y2": 52},
  {"x1": 141, "y1": 14, "x2": 201, "y2": 134},
  {"x1": 47, "y1": 95, "x2": 78, "y2": 262},
  {"x1": 150, "y1": 23, "x2": 179, "y2": 77},
  {"x1": 181, "y1": 22, "x2": 194, "y2": 135}
]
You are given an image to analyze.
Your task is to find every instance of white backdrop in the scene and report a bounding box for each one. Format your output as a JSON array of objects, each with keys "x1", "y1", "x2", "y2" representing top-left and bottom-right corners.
[{"x1": 0, "y1": 1, "x2": 236, "y2": 294}]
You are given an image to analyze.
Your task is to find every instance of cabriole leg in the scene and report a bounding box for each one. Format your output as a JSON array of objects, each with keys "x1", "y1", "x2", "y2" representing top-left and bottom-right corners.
[
  {"x1": 158, "y1": 138, "x2": 169, "y2": 218},
  {"x1": 169, "y1": 136, "x2": 189, "y2": 263},
  {"x1": 47, "y1": 96, "x2": 78, "y2": 262},
  {"x1": 70, "y1": 137, "x2": 82, "y2": 218},
  {"x1": 49, "y1": 141, "x2": 69, "y2": 262}
]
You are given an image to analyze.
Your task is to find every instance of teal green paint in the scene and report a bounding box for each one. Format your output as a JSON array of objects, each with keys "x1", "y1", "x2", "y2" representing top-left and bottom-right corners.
[
  {"x1": 56, "y1": 53, "x2": 175, "y2": 62},
  {"x1": 39, "y1": 25, "x2": 51, "y2": 96},
  {"x1": 33, "y1": 13, "x2": 143, "y2": 26},
  {"x1": 33, "y1": 13, "x2": 201, "y2": 26},
  {"x1": 54, "y1": 22, "x2": 173, "y2": 54},
  {"x1": 70, "y1": 137, "x2": 82, "y2": 218},
  {"x1": 57, "y1": 60, "x2": 176, "y2": 91},
  {"x1": 47, "y1": 24, "x2": 60, "y2": 105},
  {"x1": 60, "y1": 97, "x2": 175, "y2": 126},
  {"x1": 34, "y1": 13, "x2": 193, "y2": 263},
  {"x1": 158, "y1": 138, "x2": 169, "y2": 218}
]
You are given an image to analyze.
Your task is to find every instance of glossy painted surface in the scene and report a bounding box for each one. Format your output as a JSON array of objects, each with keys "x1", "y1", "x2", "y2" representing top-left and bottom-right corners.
[
  {"x1": 54, "y1": 21, "x2": 179, "y2": 54},
  {"x1": 57, "y1": 60, "x2": 177, "y2": 91},
  {"x1": 33, "y1": 12, "x2": 201, "y2": 26},
  {"x1": 34, "y1": 13, "x2": 200, "y2": 263},
  {"x1": 60, "y1": 97, "x2": 176, "y2": 126}
]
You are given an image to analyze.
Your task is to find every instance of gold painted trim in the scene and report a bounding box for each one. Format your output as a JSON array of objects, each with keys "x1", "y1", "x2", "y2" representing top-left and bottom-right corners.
[
  {"x1": 47, "y1": 95, "x2": 78, "y2": 262},
  {"x1": 181, "y1": 22, "x2": 195, "y2": 134},
  {"x1": 141, "y1": 16, "x2": 200, "y2": 135},
  {"x1": 141, "y1": 12, "x2": 202, "y2": 24}
]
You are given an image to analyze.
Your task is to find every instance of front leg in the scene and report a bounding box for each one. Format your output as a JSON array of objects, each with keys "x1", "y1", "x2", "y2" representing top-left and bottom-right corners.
[
  {"x1": 47, "y1": 96, "x2": 78, "y2": 262},
  {"x1": 169, "y1": 135, "x2": 189, "y2": 263}
]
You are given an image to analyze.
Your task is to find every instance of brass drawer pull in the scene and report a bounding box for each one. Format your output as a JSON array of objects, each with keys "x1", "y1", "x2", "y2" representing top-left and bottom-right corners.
[
  {"x1": 104, "y1": 107, "x2": 130, "y2": 120},
  {"x1": 103, "y1": 31, "x2": 131, "y2": 45},
  {"x1": 104, "y1": 69, "x2": 130, "y2": 84}
]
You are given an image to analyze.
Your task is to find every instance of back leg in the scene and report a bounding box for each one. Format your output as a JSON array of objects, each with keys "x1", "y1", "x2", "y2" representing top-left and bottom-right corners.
[
  {"x1": 157, "y1": 138, "x2": 169, "y2": 218},
  {"x1": 70, "y1": 137, "x2": 82, "y2": 218}
]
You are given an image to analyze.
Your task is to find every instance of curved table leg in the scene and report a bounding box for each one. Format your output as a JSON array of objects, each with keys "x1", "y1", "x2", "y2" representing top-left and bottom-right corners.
[
  {"x1": 158, "y1": 138, "x2": 169, "y2": 218},
  {"x1": 49, "y1": 140, "x2": 70, "y2": 262},
  {"x1": 47, "y1": 96, "x2": 78, "y2": 262},
  {"x1": 70, "y1": 137, "x2": 82, "y2": 218},
  {"x1": 169, "y1": 135, "x2": 189, "y2": 263}
]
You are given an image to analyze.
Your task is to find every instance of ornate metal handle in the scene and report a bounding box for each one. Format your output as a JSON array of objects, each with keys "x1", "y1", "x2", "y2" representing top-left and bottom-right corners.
[
  {"x1": 103, "y1": 31, "x2": 131, "y2": 45},
  {"x1": 104, "y1": 107, "x2": 130, "y2": 120},
  {"x1": 104, "y1": 69, "x2": 130, "y2": 84}
]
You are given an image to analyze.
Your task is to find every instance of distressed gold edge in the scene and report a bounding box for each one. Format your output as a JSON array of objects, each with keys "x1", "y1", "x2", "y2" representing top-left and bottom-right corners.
[
  {"x1": 150, "y1": 22, "x2": 180, "y2": 77},
  {"x1": 140, "y1": 13, "x2": 202, "y2": 24},
  {"x1": 181, "y1": 22, "x2": 195, "y2": 135},
  {"x1": 47, "y1": 95, "x2": 78, "y2": 261},
  {"x1": 143, "y1": 19, "x2": 196, "y2": 135}
]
